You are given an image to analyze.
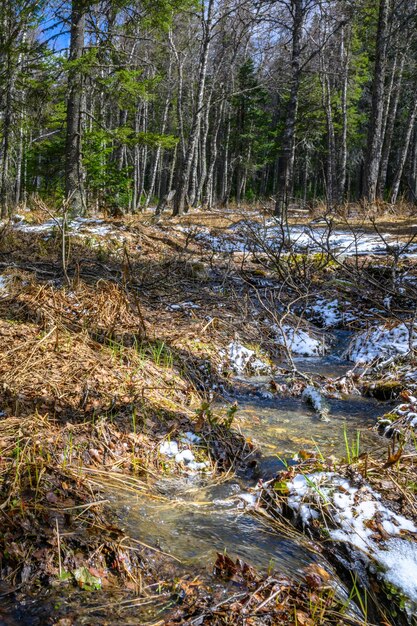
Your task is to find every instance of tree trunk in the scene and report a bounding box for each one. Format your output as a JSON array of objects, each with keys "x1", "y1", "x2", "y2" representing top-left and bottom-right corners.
[
  {"x1": 173, "y1": 0, "x2": 213, "y2": 216},
  {"x1": 321, "y1": 64, "x2": 336, "y2": 210},
  {"x1": 363, "y1": 0, "x2": 389, "y2": 203},
  {"x1": 146, "y1": 64, "x2": 172, "y2": 208},
  {"x1": 0, "y1": 51, "x2": 14, "y2": 217},
  {"x1": 65, "y1": 0, "x2": 85, "y2": 215},
  {"x1": 338, "y1": 23, "x2": 350, "y2": 203},
  {"x1": 204, "y1": 100, "x2": 223, "y2": 209},
  {"x1": 391, "y1": 98, "x2": 417, "y2": 204},
  {"x1": 274, "y1": 0, "x2": 304, "y2": 221},
  {"x1": 409, "y1": 128, "x2": 417, "y2": 202},
  {"x1": 377, "y1": 54, "x2": 404, "y2": 197}
]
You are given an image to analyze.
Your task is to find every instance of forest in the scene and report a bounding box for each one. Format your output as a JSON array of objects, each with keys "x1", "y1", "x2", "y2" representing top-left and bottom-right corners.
[
  {"x1": 1, "y1": 0, "x2": 417, "y2": 217},
  {"x1": 1, "y1": 2, "x2": 417, "y2": 626}
]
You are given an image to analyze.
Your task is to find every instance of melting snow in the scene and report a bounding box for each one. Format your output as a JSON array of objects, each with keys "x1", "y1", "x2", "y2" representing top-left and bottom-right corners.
[
  {"x1": 159, "y1": 441, "x2": 179, "y2": 457},
  {"x1": 175, "y1": 449, "x2": 195, "y2": 464},
  {"x1": 226, "y1": 342, "x2": 271, "y2": 375},
  {"x1": 374, "y1": 538, "x2": 417, "y2": 601},
  {"x1": 0, "y1": 275, "x2": 9, "y2": 292},
  {"x1": 308, "y1": 299, "x2": 342, "y2": 328},
  {"x1": 237, "y1": 492, "x2": 258, "y2": 509},
  {"x1": 378, "y1": 399, "x2": 417, "y2": 436},
  {"x1": 186, "y1": 220, "x2": 417, "y2": 259},
  {"x1": 302, "y1": 386, "x2": 329, "y2": 420},
  {"x1": 180, "y1": 431, "x2": 201, "y2": 445},
  {"x1": 286, "y1": 472, "x2": 417, "y2": 605},
  {"x1": 167, "y1": 301, "x2": 201, "y2": 311},
  {"x1": 159, "y1": 435, "x2": 208, "y2": 472},
  {"x1": 346, "y1": 323, "x2": 416, "y2": 363},
  {"x1": 277, "y1": 325, "x2": 324, "y2": 356},
  {"x1": 14, "y1": 216, "x2": 123, "y2": 239}
]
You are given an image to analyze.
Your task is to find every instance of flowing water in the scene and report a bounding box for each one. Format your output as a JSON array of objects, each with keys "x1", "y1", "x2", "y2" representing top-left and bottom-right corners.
[
  {"x1": 109, "y1": 342, "x2": 384, "y2": 580},
  {"x1": 113, "y1": 384, "x2": 383, "y2": 566},
  {"x1": 101, "y1": 324, "x2": 390, "y2": 623}
]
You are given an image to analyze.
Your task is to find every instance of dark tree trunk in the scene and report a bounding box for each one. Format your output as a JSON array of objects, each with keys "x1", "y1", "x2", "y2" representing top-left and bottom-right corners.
[
  {"x1": 65, "y1": 0, "x2": 85, "y2": 215},
  {"x1": 274, "y1": 0, "x2": 304, "y2": 221},
  {"x1": 363, "y1": 0, "x2": 389, "y2": 203}
]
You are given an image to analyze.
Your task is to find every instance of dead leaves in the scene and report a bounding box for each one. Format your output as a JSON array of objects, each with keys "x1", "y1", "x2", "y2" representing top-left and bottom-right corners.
[{"x1": 197, "y1": 554, "x2": 343, "y2": 625}]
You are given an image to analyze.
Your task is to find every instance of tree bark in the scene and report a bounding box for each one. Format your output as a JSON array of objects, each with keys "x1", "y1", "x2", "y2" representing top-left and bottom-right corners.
[
  {"x1": 274, "y1": 0, "x2": 304, "y2": 221},
  {"x1": 65, "y1": 0, "x2": 86, "y2": 215},
  {"x1": 363, "y1": 0, "x2": 389, "y2": 203},
  {"x1": 173, "y1": 0, "x2": 213, "y2": 216},
  {"x1": 377, "y1": 53, "x2": 404, "y2": 197},
  {"x1": 338, "y1": 23, "x2": 350, "y2": 203},
  {"x1": 391, "y1": 98, "x2": 417, "y2": 204}
]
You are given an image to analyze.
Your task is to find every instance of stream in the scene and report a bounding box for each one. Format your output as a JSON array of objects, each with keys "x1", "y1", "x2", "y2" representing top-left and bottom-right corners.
[{"x1": 100, "y1": 330, "x2": 386, "y2": 622}]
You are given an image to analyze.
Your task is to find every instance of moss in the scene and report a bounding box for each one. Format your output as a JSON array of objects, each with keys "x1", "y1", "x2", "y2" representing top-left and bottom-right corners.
[
  {"x1": 379, "y1": 412, "x2": 398, "y2": 423},
  {"x1": 365, "y1": 380, "x2": 404, "y2": 401}
]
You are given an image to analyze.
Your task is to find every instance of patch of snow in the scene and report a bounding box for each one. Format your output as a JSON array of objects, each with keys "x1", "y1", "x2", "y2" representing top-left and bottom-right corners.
[
  {"x1": 180, "y1": 431, "x2": 201, "y2": 445},
  {"x1": 193, "y1": 228, "x2": 248, "y2": 253},
  {"x1": 374, "y1": 538, "x2": 417, "y2": 602},
  {"x1": 189, "y1": 219, "x2": 417, "y2": 261},
  {"x1": 175, "y1": 449, "x2": 195, "y2": 464},
  {"x1": 237, "y1": 492, "x2": 258, "y2": 509},
  {"x1": 277, "y1": 325, "x2": 325, "y2": 356},
  {"x1": 308, "y1": 299, "x2": 342, "y2": 328},
  {"x1": 286, "y1": 471, "x2": 417, "y2": 606},
  {"x1": 346, "y1": 323, "x2": 415, "y2": 364},
  {"x1": 167, "y1": 301, "x2": 201, "y2": 311},
  {"x1": 0, "y1": 275, "x2": 9, "y2": 292},
  {"x1": 225, "y1": 342, "x2": 271, "y2": 375},
  {"x1": 379, "y1": 400, "x2": 417, "y2": 437},
  {"x1": 159, "y1": 435, "x2": 208, "y2": 472},
  {"x1": 302, "y1": 386, "x2": 323, "y2": 412},
  {"x1": 15, "y1": 219, "x2": 57, "y2": 233},
  {"x1": 14, "y1": 216, "x2": 124, "y2": 239},
  {"x1": 187, "y1": 461, "x2": 208, "y2": 471},
  {"x1": 302, "y1": 386, "x2": 330, "y2": 421},
  {"x1": 159, "y1": 441, "x2": 179, "y2": 457}
]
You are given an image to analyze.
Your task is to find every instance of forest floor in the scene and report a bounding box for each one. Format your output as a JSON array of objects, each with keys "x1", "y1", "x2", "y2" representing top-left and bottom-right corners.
[{"x1": 0, "y1": 205, "x2": 417, "y2": 625}]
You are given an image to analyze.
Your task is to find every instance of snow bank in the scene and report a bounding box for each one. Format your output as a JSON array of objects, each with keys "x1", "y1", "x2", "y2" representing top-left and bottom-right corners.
[
  {"x1": 286, "y1": 472, "x2": 417, "y2": 608},
  {"x1": 346, "y1": 323, "x2": 416, "y2": 364},
  {"x1": 277, "y1": 325, "x2": 324, "y2": 356},
  {"x1": 225, "y1": 342, "x2": 271, "y2": 375}
]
